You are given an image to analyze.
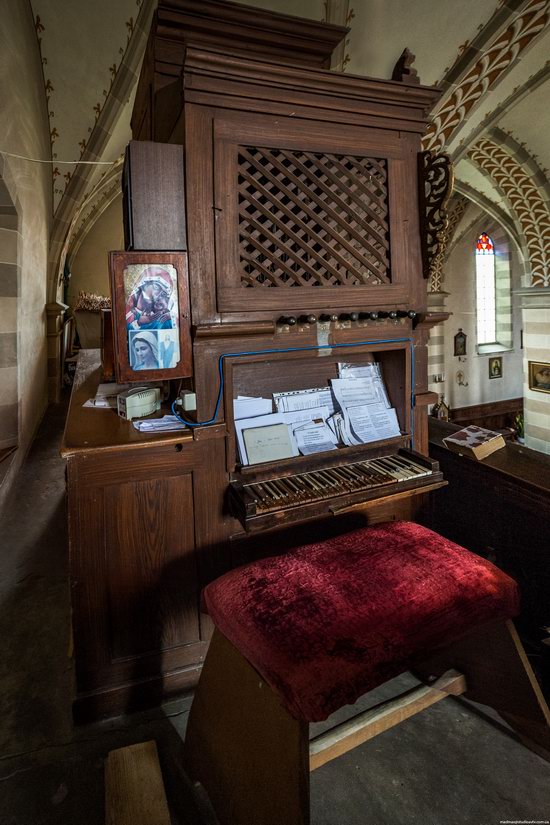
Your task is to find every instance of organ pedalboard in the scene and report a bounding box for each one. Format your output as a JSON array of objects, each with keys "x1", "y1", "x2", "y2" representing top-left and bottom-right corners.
[{"x1": 228, "y1": 448, "x2": 445, "y2": 533}]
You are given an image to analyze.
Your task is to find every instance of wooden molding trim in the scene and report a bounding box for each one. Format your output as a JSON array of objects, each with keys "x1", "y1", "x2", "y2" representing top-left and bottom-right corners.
[
  {"x1": 451, "y1": 397, "x2": 522, "y2": 423},
  {"x1": 157, "y1": 0, "x2": 348, "y2": 68}
]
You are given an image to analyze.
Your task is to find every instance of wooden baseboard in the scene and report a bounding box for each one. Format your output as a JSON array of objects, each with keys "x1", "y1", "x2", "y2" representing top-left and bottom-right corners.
[
  {"x1": 73, "y1": 664, "x2": 201, "y2": 723},
  {"x1": 450, "y1": 398, "x2": 522, "y2": 430}
]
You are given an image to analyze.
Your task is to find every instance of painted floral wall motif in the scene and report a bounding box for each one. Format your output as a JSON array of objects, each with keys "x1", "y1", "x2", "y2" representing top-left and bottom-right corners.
[{"x1": 32, "y1": 0, "x2": 143, "y2": 212}]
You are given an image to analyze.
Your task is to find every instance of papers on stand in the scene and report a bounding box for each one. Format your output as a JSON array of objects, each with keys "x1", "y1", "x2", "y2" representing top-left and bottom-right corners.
[
  {"x1": 329, "y1": 367, "x2": 401, "y2": 445},
  {"x1": 232, "y1": 362, "x2": 402, "y2": 463}
]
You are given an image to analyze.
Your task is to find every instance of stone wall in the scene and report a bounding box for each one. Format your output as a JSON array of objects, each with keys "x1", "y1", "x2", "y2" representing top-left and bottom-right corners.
[{"x1": 0, "y1": 0, "x2": 52, "y2": 509}]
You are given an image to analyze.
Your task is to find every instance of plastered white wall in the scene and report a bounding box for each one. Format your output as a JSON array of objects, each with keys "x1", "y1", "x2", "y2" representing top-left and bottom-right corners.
[{"x1": 443, "y1": 231, "x2": 523, "y2": 409}]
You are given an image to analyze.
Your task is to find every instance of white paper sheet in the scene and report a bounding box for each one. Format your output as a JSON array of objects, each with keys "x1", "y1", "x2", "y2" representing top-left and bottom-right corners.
[
  {"x1": 279, "y1": 405, "x2": 331, "y2": 428},
  {"x1": 293, "y1": 422, "x2": 338, "y2": 455},
  {"x1": 336, "y1": 365, "x2": 391, "y2": 408},
  {"x1": 233, "y1": 396, "x2": 273, "y2": 420},
  {"x1": 347, "y1": 403, "x2": 400, "y2": 443}
]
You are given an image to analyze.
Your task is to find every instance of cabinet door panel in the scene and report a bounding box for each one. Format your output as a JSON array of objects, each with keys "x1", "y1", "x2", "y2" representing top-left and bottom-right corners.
[
  {"x1": 213, "y1": 111, "x2": 414, "y2": 312},
  {"x1": 105, "y1": 473, "x2": 199, "y2": 659}
]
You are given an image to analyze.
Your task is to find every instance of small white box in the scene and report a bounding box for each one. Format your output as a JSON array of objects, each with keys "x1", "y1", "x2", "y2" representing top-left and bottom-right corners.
[{"x1": 117, "y1": 387, "x2": 161, "y2": 421}]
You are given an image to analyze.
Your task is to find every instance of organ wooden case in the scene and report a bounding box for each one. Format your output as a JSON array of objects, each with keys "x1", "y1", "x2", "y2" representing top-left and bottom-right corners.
[{"x1": 63, "y1": 0, "x2": 449, "y2": 720}]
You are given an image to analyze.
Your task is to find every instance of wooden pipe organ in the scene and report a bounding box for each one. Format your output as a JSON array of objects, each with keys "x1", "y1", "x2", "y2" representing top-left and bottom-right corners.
[{"x1": 65, "y1": 0, "x2": 452, "y2": 719}]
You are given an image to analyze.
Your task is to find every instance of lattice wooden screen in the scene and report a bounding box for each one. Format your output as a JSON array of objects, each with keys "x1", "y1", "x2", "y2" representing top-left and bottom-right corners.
[{"x1": 238, "y1": 146, "x2": 391, "y2": 288}]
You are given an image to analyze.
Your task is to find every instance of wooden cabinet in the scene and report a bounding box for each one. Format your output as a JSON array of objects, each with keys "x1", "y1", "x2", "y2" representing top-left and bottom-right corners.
[
  {"x1": 63, "y1": 3, "x2": 450, "y2": 720},
  {"x1": 62, "y1": 352, "x2": 228, "y2": 721}
]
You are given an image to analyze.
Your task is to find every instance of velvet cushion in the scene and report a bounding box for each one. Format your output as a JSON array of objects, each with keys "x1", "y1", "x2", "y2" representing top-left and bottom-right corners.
[{"x1": 203, "y1": 521, "x2": 519, "y2": 722}]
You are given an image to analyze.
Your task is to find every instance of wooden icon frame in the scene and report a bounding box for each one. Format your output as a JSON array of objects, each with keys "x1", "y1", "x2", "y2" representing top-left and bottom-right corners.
[{"x1": 109, "y1": 251, "x2": 192, "y2": 383}]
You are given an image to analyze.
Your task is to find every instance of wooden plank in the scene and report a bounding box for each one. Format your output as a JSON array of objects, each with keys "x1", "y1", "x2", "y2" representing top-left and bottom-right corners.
[
  {"x1": 309, "y1": 670, "x2": 466, "y2": 771},
  {"x1": 105, "y1": 741, "x2": 171, "y2": 825}
]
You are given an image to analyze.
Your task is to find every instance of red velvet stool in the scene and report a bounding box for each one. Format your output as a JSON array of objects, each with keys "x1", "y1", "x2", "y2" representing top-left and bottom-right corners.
[{"x1": 184, "y1": 521, "x2": 550, "y2": 825}]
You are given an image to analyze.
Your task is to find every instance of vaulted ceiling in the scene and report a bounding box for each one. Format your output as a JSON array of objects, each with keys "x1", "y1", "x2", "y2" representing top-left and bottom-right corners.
[{"x1": 30, "y1": 0, "x2": 550, "y2": 294}]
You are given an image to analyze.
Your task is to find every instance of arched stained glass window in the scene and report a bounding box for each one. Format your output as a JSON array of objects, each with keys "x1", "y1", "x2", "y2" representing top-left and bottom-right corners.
[{"x1": 475, "y1": 232, "x2": 496, "y2": 345}]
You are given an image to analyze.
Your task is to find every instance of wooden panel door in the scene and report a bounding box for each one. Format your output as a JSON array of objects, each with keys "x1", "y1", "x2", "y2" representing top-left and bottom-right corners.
[
  {"x1": 67, "y1": 439, "x2": 223, "y2": 718},
  {"x1": 104, "y1": 473, "x2": 198, "y2": 659},
  {"x1": 212, "y1": 111, "x2": 419, "y2": 313}
]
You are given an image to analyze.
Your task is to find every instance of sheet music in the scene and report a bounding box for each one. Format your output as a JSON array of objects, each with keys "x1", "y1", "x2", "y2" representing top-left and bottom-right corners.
[
  {"x1": 337, "y1": 363, "x2": 391, "y2": 407},
  {"x1": 347, "y1": 403, "x2": 400, "y2": 443},
  {"x1": 274, "y1": 388, "x2": 337, "y2": 416},
  {"x1": 331, "y1": 377, "x2": 380, "y2": 409}
]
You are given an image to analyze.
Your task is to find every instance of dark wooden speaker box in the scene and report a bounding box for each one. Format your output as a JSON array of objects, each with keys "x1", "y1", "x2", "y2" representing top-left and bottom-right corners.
[{"x1": 123, "y1": 140, "x2": 187, "y2": 251}]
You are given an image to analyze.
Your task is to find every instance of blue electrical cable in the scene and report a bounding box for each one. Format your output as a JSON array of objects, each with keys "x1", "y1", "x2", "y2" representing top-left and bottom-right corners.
[{"x1": 172, "y1": 337, "x2": 416, "y2": 446}]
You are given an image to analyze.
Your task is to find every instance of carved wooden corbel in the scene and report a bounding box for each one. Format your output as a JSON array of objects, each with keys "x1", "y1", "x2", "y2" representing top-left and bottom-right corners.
[
  {"x1": 418, "y1": 151, "x2": 454, "y2": 281},
  {"x1": 392, "y1": 48, "x2": 420, "y2": 85}
]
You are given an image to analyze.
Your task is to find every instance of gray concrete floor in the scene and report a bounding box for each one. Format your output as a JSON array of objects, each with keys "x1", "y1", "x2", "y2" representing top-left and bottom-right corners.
[{"x1": 0, "y1": 398, "x2": 549, "y2": 824}]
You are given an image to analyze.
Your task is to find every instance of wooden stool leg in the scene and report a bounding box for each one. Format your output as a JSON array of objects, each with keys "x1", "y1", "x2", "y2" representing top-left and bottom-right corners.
[
  {"x1": 184, "y1": 628, "x2": 310, "y2": 825},
  {"x1": 415, "y1": 619, "x2": 550, "y2": 761}
]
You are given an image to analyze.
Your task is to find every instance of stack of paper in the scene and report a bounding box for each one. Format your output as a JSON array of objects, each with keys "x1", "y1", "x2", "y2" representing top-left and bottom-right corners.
[
  {"x1": 233, "y1": 396, "x2": 273, "y2": 420},
  {"x1": 133, "y1": 415, "x2": 187, "y2": 433}
]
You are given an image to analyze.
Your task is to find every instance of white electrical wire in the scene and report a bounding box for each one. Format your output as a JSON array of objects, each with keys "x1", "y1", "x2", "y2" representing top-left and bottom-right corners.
[{"x1": 0, "y1": 150, "x2": 116, "y2": 165}]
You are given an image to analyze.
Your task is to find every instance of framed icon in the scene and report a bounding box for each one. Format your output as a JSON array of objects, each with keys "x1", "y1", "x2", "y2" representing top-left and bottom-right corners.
[
  {"x1": 528, "y1": 361, "x2": 550, "y2": 394},
  {"x1": 454, "y1": 328, "x2": 467, "y2": 357},
  {"x1": 109, "y1": 251, "x2": 192, "y2": 383},
  {"x1": 488, "y1": 356, "x2": 502, "y2": 379}
]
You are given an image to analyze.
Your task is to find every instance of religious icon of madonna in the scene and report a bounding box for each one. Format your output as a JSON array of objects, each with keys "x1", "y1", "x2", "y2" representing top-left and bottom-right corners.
[{"x1": 123, "y1": 264, "x2": 180, "y2": 371}]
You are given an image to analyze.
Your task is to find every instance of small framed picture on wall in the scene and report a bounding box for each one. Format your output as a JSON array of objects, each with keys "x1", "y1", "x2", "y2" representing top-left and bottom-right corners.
[
  {"x1": 489, "y1": 356, "x2": 502, "y2": 379},
  {"x1": 454, "y1": 328, "x2": 467, "y2": 357},
  {"x1": 109, "y1": 251, "x2": 192, "y2": 383}
]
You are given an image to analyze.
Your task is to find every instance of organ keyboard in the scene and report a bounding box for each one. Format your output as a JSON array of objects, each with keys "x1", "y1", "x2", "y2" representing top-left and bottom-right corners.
[{"x1": 229, "y1": 449, "x2": 445, "y2": 533}]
